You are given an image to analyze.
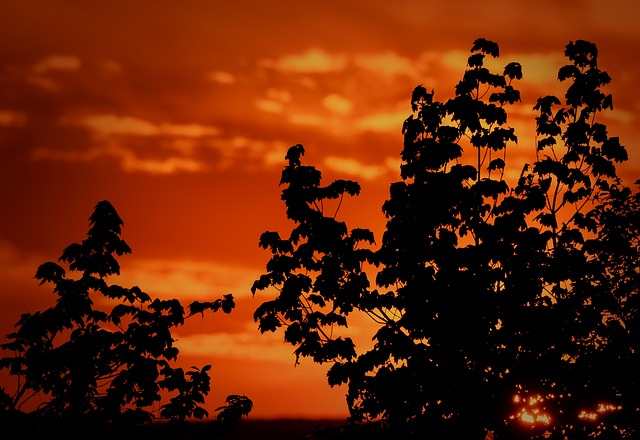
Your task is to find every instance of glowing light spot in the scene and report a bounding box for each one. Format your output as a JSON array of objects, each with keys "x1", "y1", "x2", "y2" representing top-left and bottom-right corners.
[
  {"x1": 520, "y1": 412, "x2": 534, "y2": 423},
  {"x1": 579, "y1": 410, "x2": 597, "y2": 421}
]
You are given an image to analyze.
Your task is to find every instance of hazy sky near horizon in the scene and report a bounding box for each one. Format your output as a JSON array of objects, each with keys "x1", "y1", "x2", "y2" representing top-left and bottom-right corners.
[{"x1": 1, "y1": 0, "x2": 639, "y2": 419}]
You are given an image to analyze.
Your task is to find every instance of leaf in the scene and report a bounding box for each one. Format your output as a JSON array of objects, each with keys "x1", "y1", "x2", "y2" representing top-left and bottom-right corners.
[
  {"x1": 471, "y1": 38, "x2": 499, "y2": 57},
  {"x1": 350, "y1": 228, "x2": 375, "y2": 244},
  {"x1": 504, "y1": 62, "x2": 523, "y2": 80},
  {"x1": 221, "y1": 294, "x2": 235, "y2": 314},
  {"x1": 534, "y1": 95, "x2": 561, "y2": 114},
  {"x1": 467, "y1": 53, "x2": 485, "y2": 68},
  {"x1": 558, "y1": 64, "x2": 580, "y2": 81},
  {"x1": 59, "y1": 242, "x2": 84, "y2": 265},
  {"x1": 284, "y1": 144, "x2": 305, "y2": 167},
  {"x1": 488, "y1": 158, "x2": 506, "y2": 172},
  {"x1": 565, "y1": 39, "x2": 598, "y2": 68},
  {"x1": 602, "y1": 137, "x2": 628, "y2": 162},
  {"x1": 34, "y1": 262, "x2": 66, "y2": 285},
  {"x1": 411, "y1": 84, "x2": 433, "y2": 111},
  {"x1": 89, "y1": 200, "x2": 124, "y2": 234}
]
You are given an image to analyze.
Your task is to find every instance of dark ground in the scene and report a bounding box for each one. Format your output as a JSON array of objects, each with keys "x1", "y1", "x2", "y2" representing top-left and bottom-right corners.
[
  {"x1": 219, "y1": 419, "x2": 347, "y2": 440},
  {"x1": 0, "y1": 416, "x2": 348, "y2": 440}
]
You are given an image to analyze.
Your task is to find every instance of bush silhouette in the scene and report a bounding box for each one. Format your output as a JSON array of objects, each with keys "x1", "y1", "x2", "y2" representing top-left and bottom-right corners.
[
  {"x1": 253, "y1": 39, "x2": 640, "y2": 439},
  {"x1": 0, "y1": 200, "x2": 251, "y2": 437}
]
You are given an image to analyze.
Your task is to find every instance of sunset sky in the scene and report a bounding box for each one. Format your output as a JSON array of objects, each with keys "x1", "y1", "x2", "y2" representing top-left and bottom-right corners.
[{"x1": 1, "y1": 0, "x2": 639, "y2": 420}]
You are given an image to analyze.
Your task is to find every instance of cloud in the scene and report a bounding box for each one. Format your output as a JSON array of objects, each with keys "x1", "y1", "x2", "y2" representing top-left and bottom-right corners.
[
  {"x1": 205, "y1": 136, "x2": 289, "y2": 168},
  {"x1": 0, "y1": 110, "x2": 27, "y2": 127},
  {"x1": 0, "y1": 241, "x2": 41, "y2": 285},
  {"x1": 354, "y1": 52, "x2": 419, "y2": 78},
  {"x1": 99, "y1": 60, "x2": 123, "y2": 76},
  {"x1": 288, "y1": 113, "x2": 328, "y2": 128},
  {"x1": 208, "y1": 70, "x2": 236, "y2": 84},
  {"x1": 439, "y1": 50, "x2": 566, "y2": 86},
  {"x1": 266, "y1": 89, "x2": 291, "y2": 102},
  {"x1": 501, "y1": 53, "x2": 565, "y2": 85},
  {"x1": 260, "y1": 49, "x2": 347, "y2": 73},
  {"x1": 115, "y1": 258, "x2": 260, "y2": 300},
  {"x1": 163, "y1": 123, "x2": 220, "y2": 137},
  {"x1": 354, "y1": 109, "x2": 407, "y2": 133},
  {"x1": 80, "y1": 115, "x2": 158, "y2": 136},
  {"x1": 30, "y1": 143, "x2": 206, "y2": 175},
  {"x1": 322, "y1": 94, "x2": 353, "y2": 116},
  {"x1": 77, "y1": 114, "x2": 220, "y2": 138},
  {"x1": 323, "y1": 156, "x2": 387, "y2": 181},
  {"x1": 255, "y1": 89, "x2": 291, "y2": 114},
  {"x1": 117, "y1": 149, "x2": 205, "y2": 174},
  {"x1": 602, "y1": 107, "x2": 634, "y2": 124},
  {"x1": 173, "y1": 328, "x2": 294, "y2": 363},
  {"x1": 33, "y1": 55, "x2": 81, "y2": 74},
  {"x1": 255, "y1": 99, "x2": 284, "y2": 114}
]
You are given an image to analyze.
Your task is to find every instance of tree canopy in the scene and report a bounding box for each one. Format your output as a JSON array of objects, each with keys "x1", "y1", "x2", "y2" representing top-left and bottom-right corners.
[
  {"x1": 253, "y1": 39, "x2": 640, "y2": 439},
  {"x1": 0, "y1": 200, "x2": 251, "y2": 437}
]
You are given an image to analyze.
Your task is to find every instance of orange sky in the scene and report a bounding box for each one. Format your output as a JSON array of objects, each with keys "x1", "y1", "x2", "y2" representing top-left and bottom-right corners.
[{"x1": 1, "y1": 0, "x2": 639, "y2": 420}]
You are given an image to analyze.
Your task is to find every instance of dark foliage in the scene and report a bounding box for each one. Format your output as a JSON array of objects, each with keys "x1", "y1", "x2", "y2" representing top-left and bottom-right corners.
[
  {"x1": 0, "y1": 201, "x2": 251, "y2": 434},
  {"x1": 253, "y1": 39, "x2": 640, "y2": 439}
]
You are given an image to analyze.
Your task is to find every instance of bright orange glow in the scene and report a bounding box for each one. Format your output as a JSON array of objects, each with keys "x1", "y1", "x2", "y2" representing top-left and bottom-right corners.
[
  {"x1": 1, "y1": 0, "x2": 639, "y2": 421},
  {"x1": 579, "y1": 410, "x2": 598, "y2": 421},
  {"x1": 578, "y1": 403, "x2": 623, "y2": 421},
  {"x1": 511, "y1": 393, "x2": 551, "y2": 426},
  {"x1": 518, "y1": 411, "x2": 551, "y2": 425}
]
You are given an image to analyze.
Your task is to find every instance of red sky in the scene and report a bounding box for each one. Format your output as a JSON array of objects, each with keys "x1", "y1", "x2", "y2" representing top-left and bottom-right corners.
[{"x1": 1, "y1": 0, "x2": 639, "y2": 420}]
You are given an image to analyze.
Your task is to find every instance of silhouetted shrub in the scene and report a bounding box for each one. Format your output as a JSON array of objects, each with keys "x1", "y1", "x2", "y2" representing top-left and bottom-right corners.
[{"x1": 0, "y1": 201, "x2": 251, "y2": 435}]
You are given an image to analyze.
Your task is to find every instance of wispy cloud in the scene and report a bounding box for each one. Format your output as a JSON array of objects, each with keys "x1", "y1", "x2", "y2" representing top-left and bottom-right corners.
[
  {"x1": 208, "y1": 70, "x2": 236, "y2": 84},
  {"x1": 354, "y1": 109, "x2": 407, "y2": 134},
  {"x1": 322, "y1": 94, "x2": 353, "y2": 116},
  {"x1": 35, "y1": 114, "x2": 222, "y2": 174},
  {"x1": 261, "y1": 49, "x2": 422, "y2": 79},
  {"x1": 77, "y1": 114, "x2": 220, "y2": 138},
  {"x1": 30, "y1": 143, "x2": 206, "y2": 175},
  {"x1": 354, "y1": 52, "x2": 419, "y2": 78},
  {"x1": 439, "y1": 50, "x2": 566, "y2": 86},
  {"x1": 33, "y1": 55, "x2": 81, "y2": 74},
  {"x1": 25, "y1": 55, "x2": 83, "y2": 92},
  {"x1": 0, "y1": 110, "x2": 27, "y2": 127},
  {"x1": 288, "y1": 113, "x2": 328, "y2": 127},
  {"x1": 116, "y1": 257, "x2": 260, "y2": 300},
  {"x1": 254, "y1": 99, "x2": 284, "y2": 114},
  {"x1": 0, "y1": 240, "x2": 41, "y2": 287},
  {"x1": 205, "y1": 136, "x2": 289, "y2": 168},
  {"x1": 323, "y1": 156, "x2": 388, "y2": 181},
  {"x1": 260, "y1": 49, "x2": 347, "y2": 73},
  {"x1": 174, "y1": 328, "x2": 294, "y2": 363},
  {"x1": 254, "y1": 89, "x2": 292, "y2": 114}
]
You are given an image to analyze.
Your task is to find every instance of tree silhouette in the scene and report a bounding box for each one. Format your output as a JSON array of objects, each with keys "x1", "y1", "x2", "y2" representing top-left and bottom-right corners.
[
  {"x1": 253, "y1": 39, "x2": 639, "y2": 439},
  {"x1": 0, "y1": 201, "x2": 251, "y2": 436}
]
